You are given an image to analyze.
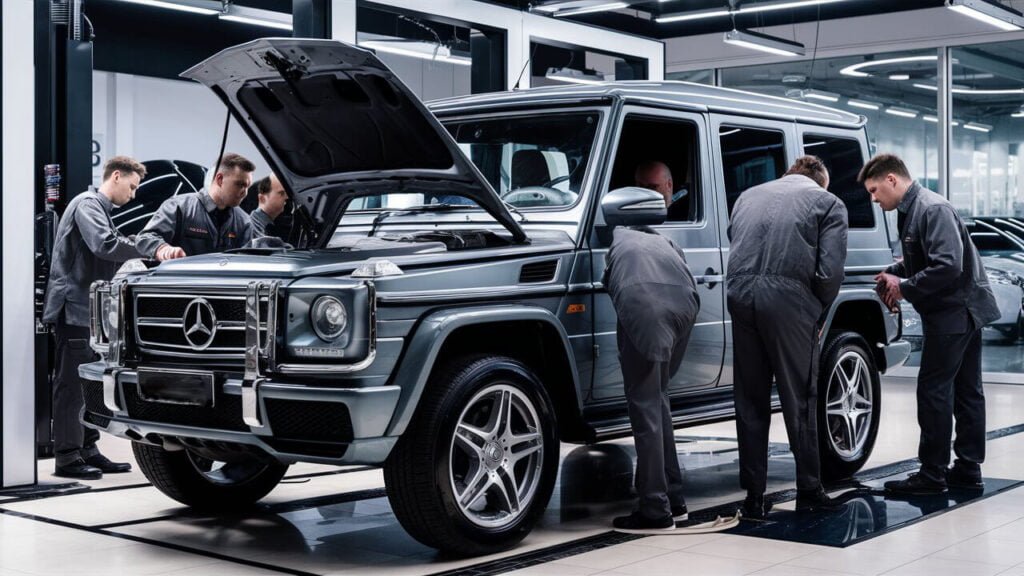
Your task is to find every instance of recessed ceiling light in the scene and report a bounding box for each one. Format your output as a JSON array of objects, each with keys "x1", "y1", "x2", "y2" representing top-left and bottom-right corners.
[
  {"x1": 923, "y1": 115, "x2": 938, "y2": 122},
  {"x1": 839, "y1": 56, "x2": 938, "y2": 78},
  {"x1": 803, "y1": 89, "x2": 840, "y2": 102},
  {"x1": 656, "y1": 7, "x2": 732, "y2": 23},
  {"x1": 963, "y1": 121, "x2": 993, "y2": 132},
  {"x1": 889, "y1": 74, "x2": 911, "y2": 81},
  {"x1": 219, "y1": 4, "x2": 292, "y2": 29},
  {"x1": 117, "y1": 0, "x2": 220, "y2": 14},
  {"x1": 848, "y1": 99, "x2": 881, "y2": 110},
  {"x1": 360, "y1": 40, "x2": 472, "y2": 66},
  {"x1": 886, "y1": 107, "x2": 919, "y2": 118},
  {"x1": 552, "y1": 1, "x2": 629, "y2": 17}
]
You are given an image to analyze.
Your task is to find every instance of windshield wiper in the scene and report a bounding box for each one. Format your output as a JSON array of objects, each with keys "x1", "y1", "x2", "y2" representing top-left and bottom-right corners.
[{"x1": 367, "y1": 203, "x2": 471, "y2": 237}]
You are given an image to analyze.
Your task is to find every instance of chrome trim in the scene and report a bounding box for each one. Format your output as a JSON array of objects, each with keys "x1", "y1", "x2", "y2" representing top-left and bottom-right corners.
[
  {"x1": 378, "y1": 283, "x2": 563, "y2": 303},
  {"x1": 137, "y1": 318, "x2": 185, "y2": 328},
  {"x1": 242, "y1": 378, "x2": 264, "y2": 428},
  {"x1": 242, "y1": 281, "x2": 278, "y2": 428},
  {"x1": 109, "y1": 282, "x2": 126, "y2": 366},
  {"x1": 695, "y1": 275, "x2": 725, "y2": 285},
  {"x1": 275, "y1": 282, "x2": 378, "y2": 374},
  {"x1": 89, "y1": 281, "x2": 111, "y2": 353},
  {"x1": 133, "y1": 289, "x2": 268, "y2": 359},
  {"x1": 103, "y1": 369, "x2": 123, "y2": 412}
]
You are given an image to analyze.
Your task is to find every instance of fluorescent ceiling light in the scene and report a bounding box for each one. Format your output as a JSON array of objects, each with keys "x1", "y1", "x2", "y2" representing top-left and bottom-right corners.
[
  {"x1": 848, "y1": 99, "x2": 881, "y2": 110},
  {"x1": 803, "y1": 89, "x2": 840, "y2": 102},
  {"x1": 723, "y1": 29, "x2": 805, "y2": 57},
  {"x1": 117, "y1": 0, "x2": 220, "y2": 15},
  {"x1": 552, "y1": 1, "x2": 629, "y2": 16},
  {"x1": 839, "y1": 56, "x2": 937, "y2": 78},
  {"x1": 889, "y1": 74, "x2": 911, "y2": 81},
  {"x1": 359, "y1": 40, "x2": 472, "y2": 66},
  {"x1": 923, "y1": 115, "x2": 939, "y2": 122},
  {"x1": 886, "y1": 107, "x2": 919, "y2": 118},
  {"x1": 946, "y1": 0, "x2": 1024, "y2": 31},
  {"x1": 545, "y1": 67, "x2": 606, "y2": 84},
  {"x1": 657, "y1": 7, "x2": 732, "y2": 23},
  {"x1": 1013, "y1": 108, "x2": 1024, "y2": 117},
  {"x1": 737, "y1": 0, "x2": 850, "y2": 14},
  {"x1": 964, "y1": 121, "x2": 994, "y2": 132},
  {"x1": 219, "y1": 4, "x2": 292, "y2": 29},
  {"x1": 914, "y1": 82, "x2": 1024, "y2": 94}
]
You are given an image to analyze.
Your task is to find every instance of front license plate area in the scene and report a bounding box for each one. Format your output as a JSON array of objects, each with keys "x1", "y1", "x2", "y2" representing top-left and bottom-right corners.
[{"x1": 137, "y1": 370, "x2": 214, "y2": 407}]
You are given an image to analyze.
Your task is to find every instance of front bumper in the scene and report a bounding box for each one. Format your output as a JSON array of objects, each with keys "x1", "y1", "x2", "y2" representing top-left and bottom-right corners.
[{"x1": 79, "y1": 361, "x2": 400, "y2": 465}]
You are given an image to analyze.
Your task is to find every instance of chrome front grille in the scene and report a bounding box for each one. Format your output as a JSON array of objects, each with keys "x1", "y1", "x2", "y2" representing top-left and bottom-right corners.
[{"x1": 133, "y1": 291, "x2": 267, "y2": 360}]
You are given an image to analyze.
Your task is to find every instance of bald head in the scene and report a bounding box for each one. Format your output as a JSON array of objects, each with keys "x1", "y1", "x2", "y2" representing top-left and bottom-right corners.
[{"x1": 635, "y1": 161, "x2": 674, "y2": 207}]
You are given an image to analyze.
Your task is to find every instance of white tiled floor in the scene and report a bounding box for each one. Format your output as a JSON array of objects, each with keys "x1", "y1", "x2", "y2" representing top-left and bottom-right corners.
[{"x1": 3, "y1": 377, "x2": 1024, "y2": 575}]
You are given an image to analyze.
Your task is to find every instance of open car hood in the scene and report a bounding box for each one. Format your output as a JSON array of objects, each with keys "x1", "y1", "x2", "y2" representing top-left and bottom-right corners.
[{"x1": 182, "y1": 38, "x2": 527, "y2": 245}]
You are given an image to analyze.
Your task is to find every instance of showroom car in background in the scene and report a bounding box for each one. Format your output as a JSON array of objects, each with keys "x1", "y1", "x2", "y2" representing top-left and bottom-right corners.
[
  {"x1": 110, "y1": 160, "x2": 206, "y2": 236},
  {"x1": 901, "y1": 220, "x2": 1024, "y2": 344},
  {"x1": 80, "y1": 39, "x2": 909, "y2": 555}
]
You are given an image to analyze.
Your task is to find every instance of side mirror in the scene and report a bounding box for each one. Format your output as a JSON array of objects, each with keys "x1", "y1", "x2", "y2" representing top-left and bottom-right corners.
[{"x1": 601, "y1": 187, "x2": 667, "y2": 228}]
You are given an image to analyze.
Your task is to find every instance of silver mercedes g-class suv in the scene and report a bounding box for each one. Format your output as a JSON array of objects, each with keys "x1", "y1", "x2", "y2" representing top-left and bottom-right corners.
[{"x1": 81, "y1": 38, "x2": 910, "y2": 555}]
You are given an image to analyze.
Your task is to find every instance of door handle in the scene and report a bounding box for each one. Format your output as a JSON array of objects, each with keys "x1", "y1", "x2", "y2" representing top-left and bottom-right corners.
[{"x1": 695, "y1": 268, "x2": 723, "y2": 289}]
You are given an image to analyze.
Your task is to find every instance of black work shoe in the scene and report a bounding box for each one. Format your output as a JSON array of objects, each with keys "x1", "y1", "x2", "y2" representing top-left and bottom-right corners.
[
  {"x1": 796, "y1": 488, "x2": 846, "y2": 512},
  {"x1": 671, "y1": 504, "x2": 689, "y2": 522},
  {"x1": 612, "y1": 511, "x2": 676, "y2": 533},
  {"x1": 946, "y1": 466, "x2": 984, "y2": 489},
  {"x1": 884, "y1": 472, "x2": 948, "y2": 495},
  {"x1": 740, "y1": 493, "x2": 772, "y2": 520},
  {"x1": 54, "y1": 459, "x2": 102, "y2": 480},
  {"x1": 84, "y1": 453, "x2": 132, "y2": 474}
]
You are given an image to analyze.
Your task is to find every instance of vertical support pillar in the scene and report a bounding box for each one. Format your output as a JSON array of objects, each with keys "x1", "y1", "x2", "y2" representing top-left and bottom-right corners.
[
  {"x1": 331, "y1": 0, "x2": 357, "y2": 43},
  {"x1": 3, "y1": 0, "x2": 39, "y2": 489},
  {"x1": 937, "y1": 46, "x2": 952, "y2": 199}
]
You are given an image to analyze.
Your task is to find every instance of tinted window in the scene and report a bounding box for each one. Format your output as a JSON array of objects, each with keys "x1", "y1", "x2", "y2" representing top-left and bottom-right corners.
[
  {"x1": 610, "y1": 115, "x2": 702, "y2": 222},
  {"x1": 804, "y1": 134, "x2": 874, "y2": 228},
  {"x1": 719, "y1": 126, "x2": 786, "y2": 215}
]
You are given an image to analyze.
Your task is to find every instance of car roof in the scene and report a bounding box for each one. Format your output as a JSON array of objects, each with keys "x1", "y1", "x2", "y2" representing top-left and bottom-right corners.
[{"x1": 428, "y1": 81, "x2": 865, "y2": 129}]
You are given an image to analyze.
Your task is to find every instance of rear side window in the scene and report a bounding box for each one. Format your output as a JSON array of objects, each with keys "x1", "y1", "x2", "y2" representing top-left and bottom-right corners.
[
  {"x1": 719, "y1": 126, "x2": 786, "y2": 215},
  {"x1": 804, "y1": 134, "x2": 874, "y2": 228}
]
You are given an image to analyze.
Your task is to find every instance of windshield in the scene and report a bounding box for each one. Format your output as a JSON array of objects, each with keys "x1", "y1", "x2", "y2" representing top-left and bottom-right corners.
[{"x1": 344, "y1": 112, "x2": 601, "y2": 212}]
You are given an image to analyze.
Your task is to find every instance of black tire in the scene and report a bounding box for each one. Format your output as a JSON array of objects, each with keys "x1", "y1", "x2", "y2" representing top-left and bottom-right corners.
[
  {"x1": 132, "y1": 442, "x2": 288, "y2": 511},
  {"x1": 817, "y1": 332, "x2": 882, "y2": 482},
  {"x1": 383, "y1": 355, "x2": 559, "y2": 556}
]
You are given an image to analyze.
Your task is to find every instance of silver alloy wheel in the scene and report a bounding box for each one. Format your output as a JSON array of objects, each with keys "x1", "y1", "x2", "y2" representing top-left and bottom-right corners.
[
  {"x1": 187, "y1": 452, "x2": 269, "y2": 486},
  {"x1": 825, "y1": 350, "x2": 875, "y2": 461},
  {"x1": 449, "y1": 383, "x2": 545, "y2": 529}
]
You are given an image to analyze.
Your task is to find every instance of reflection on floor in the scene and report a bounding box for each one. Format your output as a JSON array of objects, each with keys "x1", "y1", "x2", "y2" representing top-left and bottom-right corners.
[
  {"x1": 727, "y1": 479, "x2": 1023, "y2": 548},
  {"x1": 2, "y1": 377, "x2": 1024, "y2": 576}
]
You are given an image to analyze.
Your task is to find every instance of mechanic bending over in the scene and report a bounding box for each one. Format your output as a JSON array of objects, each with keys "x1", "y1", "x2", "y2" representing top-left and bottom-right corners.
[
  {"x1": 136, "y1": 152, "x2": 255, "y2": 261},
  {"x1": 43, "y1": 156, "x2": 146, "y2": 479},
  {"x1": 604, "y1": 176, "x2": 700, "y2": 532},
  {"x1": 864, "y1": 153, "x2": 1000, "y2": 496},
  {"x1": 249, "y1": 173, "x2": 288, "y2": 239},
  {"x1": 727, "y1": 156, "x2": 849, "y2": 519}
]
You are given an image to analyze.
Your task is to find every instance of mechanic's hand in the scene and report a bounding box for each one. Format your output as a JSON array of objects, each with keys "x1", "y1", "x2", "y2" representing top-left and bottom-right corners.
[
  {"x1": 156, "y1": 244, "x2": 186, "y2": 261},
  {"x1": 874, "y1": 272, "x2": 903, "y2": 311}
]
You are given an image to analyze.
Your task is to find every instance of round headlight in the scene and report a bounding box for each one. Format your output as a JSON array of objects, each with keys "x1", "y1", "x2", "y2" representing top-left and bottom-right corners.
[{"x1": 310, "y1": 296, "x2": 348, "y2": 342}]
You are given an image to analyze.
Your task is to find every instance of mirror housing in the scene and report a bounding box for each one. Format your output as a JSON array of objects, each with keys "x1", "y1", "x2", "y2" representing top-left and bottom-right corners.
[{"x1": 601, "y1": 187, "x2": 667, "y2": 228}]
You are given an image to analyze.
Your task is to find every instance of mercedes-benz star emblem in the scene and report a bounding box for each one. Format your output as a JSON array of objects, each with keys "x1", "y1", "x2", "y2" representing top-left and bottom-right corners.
[{"x1": 182, "y1": 298, "x2": 217, "y2": 350}]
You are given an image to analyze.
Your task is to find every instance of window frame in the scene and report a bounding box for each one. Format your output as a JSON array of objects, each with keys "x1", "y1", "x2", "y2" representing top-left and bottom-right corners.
[{"x1": 801, "y1": 131, "x2": 877, "y2": 230}]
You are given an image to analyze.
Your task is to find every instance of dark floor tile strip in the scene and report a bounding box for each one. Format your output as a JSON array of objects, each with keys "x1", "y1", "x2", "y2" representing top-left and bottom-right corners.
[
  {"x1": 281, "y1": 465, "x2": 377, "y2": 481},
  {"x1": 0, "y1": 507, "x2": 314, "y2": 576},
  {"x1": 987, "y1": 422, "x2": 1024, "y2": 441},
  {"x1": 427, "y1": 532, "x2": 646, "y2": 576},
  {"x1": 93, "y1": 514, "x2": 184, "y2": 530}
]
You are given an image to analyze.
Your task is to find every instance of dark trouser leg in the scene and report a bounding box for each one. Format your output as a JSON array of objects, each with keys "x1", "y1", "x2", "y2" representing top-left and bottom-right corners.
[
  {"x1": 53, "y1": 316, "x2": 99, "y2": 466},
  {"x1": 663, "y1": 325, "x2": 692, "y2": 509},
  {"x1": 732, "y1": 318, "x2": 774, "y2": 494},
  {"x1": 917, "y1": 330, "x2": 973, "y2": 482},
  {"x1": 953, "y1": 328, "x2": 985, "y2": 472},
  {"x1": 762, "y1": 323, "x2": 821, "y2": 492},
  {"x1": 619, "y1": 329, "x2": 672, "y2": 519}
]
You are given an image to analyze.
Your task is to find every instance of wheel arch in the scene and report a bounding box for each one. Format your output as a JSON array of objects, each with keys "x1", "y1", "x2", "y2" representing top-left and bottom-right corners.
[
  {"x1": 822, "y1": 290, "x2": 893, "y2": 372},
  {"x1": 384, "y1": 306, "x2": 589, "y2": 442}
]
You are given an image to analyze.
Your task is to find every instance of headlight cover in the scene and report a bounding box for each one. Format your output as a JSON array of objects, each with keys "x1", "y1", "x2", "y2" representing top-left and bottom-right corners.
[{"x1": 310, "y1": 295, "x2": 348, "y2": 342}]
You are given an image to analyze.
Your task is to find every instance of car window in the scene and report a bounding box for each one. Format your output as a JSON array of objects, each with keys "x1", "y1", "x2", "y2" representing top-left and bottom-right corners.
[
  {"x1": 803, "y1": 134, "x2": 874, "y2": 228},
  {"x1": 718, "y1": 126, "x2": 786, "y2": 216},
  {"x1": 443, "y1": 113, "x2": 600, "y2": 209},
  {"x1": 609, "y1": 115, "x2": 703, "y2": 223}
]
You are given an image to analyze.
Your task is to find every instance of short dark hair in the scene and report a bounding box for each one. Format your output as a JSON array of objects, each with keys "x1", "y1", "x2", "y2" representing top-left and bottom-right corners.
[
  {"x1": 214, "y1": 152, "x2": 255, "y2": 175},
  {"x1": 785, "y1": 155, "x2": 829, "y2": 188},
  {"x1": 257, "y1": 176, "x2": 272, "y2": 195},
  {"x1": 857, "y1": 153, "x2": 911, "y2": 183},
  {"x1": 103, "y1": 156, "x2": 147, "y2": 181}
]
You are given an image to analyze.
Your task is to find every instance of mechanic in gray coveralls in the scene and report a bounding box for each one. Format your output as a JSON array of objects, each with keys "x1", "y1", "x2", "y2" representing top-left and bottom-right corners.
[{"x1": 604, "y1": 179, "x2": 700, "y2": 532}]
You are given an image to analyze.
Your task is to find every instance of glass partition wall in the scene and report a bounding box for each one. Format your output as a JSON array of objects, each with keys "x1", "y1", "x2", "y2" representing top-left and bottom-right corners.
[{"x1": 711, "y1": 47, "x2": 1023, "y2": 379}]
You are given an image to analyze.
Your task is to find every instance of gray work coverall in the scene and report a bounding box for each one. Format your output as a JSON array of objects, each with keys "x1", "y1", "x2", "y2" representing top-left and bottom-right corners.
[
  {"x1": 135, "y1": 188, "x2": 252, "y2": 258},
  {"x1": 889, "y1": 182, "x2": 1000, "y2": 482},
  {"x1": 42, "y1": 189, "x2": 143, "y2": 465},
  {"x1": 604, "y1": 226, "x2": 700, "y2": 519},
  {"x1": 727, "y1": 174, "x2": 848, "y2": 494}
]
